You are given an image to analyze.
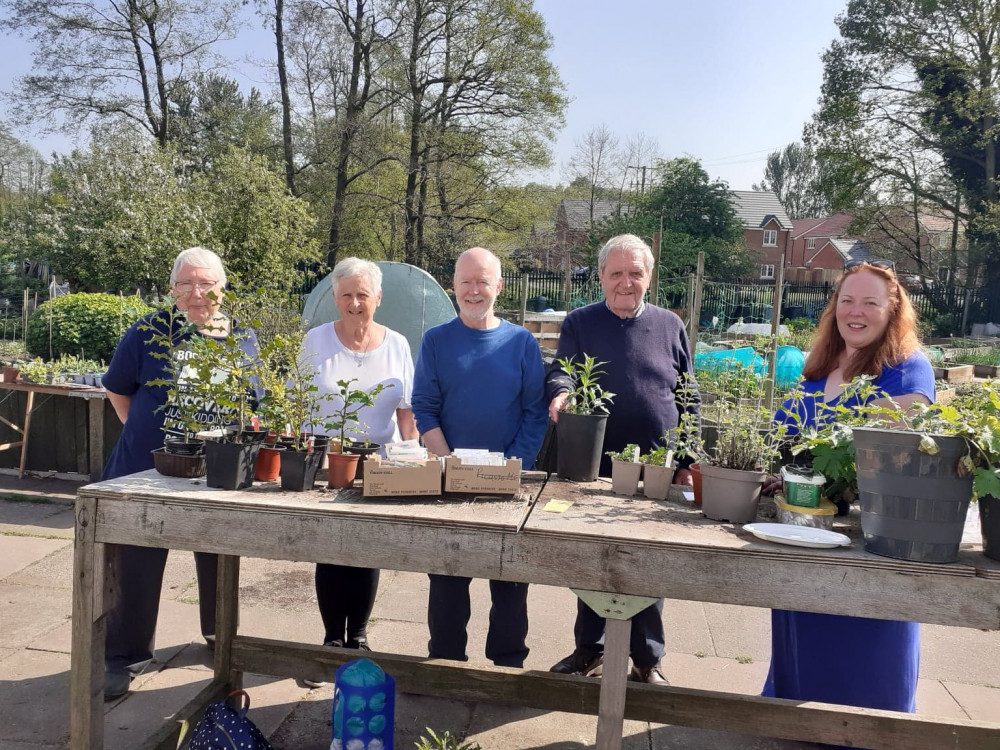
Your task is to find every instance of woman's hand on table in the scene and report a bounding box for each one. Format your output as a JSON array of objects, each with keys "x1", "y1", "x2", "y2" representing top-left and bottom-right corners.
[{"x1": 674, "y1": 468, "x2": 693, "y2": 487}]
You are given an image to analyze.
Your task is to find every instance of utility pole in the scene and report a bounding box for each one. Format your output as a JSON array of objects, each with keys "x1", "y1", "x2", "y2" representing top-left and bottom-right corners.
[{"x1": 626, "y1": 165, "x2": 649, "y2": 195}]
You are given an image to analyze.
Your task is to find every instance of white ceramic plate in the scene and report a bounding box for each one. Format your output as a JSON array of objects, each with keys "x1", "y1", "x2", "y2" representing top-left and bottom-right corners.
[{"x1": 743, "y1": 522, "x2": 852, "y2": 549}]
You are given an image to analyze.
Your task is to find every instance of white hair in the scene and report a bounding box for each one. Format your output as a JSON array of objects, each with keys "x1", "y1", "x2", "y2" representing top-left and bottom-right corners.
[
  {"x1": 170, "y1": 246, "x2": 227, "y2": 287},
  {"x1": 598, "y1": 234, "x2": 654, "y2": 274},
  {"x1": 331, "y1": 257, "x2": 382, "y2": 296}
]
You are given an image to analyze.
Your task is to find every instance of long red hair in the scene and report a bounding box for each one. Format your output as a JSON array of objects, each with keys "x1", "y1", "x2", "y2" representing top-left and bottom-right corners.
[{"x1": 802, "y1": 264, "x2": 921, "y2": 381}]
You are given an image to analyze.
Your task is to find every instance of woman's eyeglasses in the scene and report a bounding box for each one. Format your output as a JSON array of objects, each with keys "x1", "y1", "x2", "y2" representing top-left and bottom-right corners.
[
  {"x1": 845, "y1": 259, "x2": 895, "y2": 272},
  {"x1": 173, "y1": 281, "x2": 218, "y2": 293}
]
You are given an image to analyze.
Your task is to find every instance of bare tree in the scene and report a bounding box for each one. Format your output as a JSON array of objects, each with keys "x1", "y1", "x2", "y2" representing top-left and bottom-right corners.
[
  {"x1": 1, "y1": 0, "x2": 246, "y2": 147},
  {"x1": 565, "y1": 123, "x2": 621, "y2": 221}
]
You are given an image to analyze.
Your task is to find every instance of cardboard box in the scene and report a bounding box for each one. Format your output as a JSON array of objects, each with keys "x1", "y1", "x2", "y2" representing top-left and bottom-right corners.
[
  {"x1": 444, "y1": 456, "x2": 522, "y2": 494},
  {"x1": 363, "y1": 454, "x2": 442, "y2": 497}
]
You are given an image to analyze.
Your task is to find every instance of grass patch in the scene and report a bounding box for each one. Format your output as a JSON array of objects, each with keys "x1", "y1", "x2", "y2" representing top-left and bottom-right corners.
[
  {"x1": 0, "y1": 493, "x2": 54, "y2": 504},
  {"x1": 694, "y1": 651, "x2": 708, "y2": 658},
  {"x1": 735, "y1": 655, "x2": 754, "y2": 665},
  {"x1": 1, "y1": 529, "x2": 69, "y2": 540}
]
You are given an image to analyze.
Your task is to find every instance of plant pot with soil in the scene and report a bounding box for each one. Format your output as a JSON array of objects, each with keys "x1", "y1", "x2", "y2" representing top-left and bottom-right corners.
[
  {"x1": 640, "y1": 445, "x2": 675, "y2": 500},
  {"x1": 205, "y1": 439, "x2": 262, "y2": 490},
  {"x1": 552, "y1": 354, "x2": 614, "y2": 482},
  {"x1": 606, "y1": 444, "x2": 641, "y2": 496},
  {"x1": 254, "y1": 443, "x2": 286, "y2": 482},
  {"x1": 328, "y1": 450, "x2": 362, "y2": 489},
  {"x1": 151, "y1": 447, "x2": 206, "y2": 478}
]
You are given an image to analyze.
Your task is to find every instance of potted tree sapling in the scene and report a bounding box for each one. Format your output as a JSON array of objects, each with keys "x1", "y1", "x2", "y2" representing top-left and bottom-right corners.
[
  {"x1": 553, "y1": 354, "x2": 615, "y2": 482},
  {"x1": 606, "y1": 443, "x2": 641, "y2": 496},
  {"x1": 274, "y1": 338, "x2": 327, "y2": 491},
  {"x1": 322, "y1": 378, "x2": 389, "y2": 489}
]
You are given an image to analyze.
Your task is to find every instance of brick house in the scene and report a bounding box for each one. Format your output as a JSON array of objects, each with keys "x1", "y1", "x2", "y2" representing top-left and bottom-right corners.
[
  {"x1": 552, "y1": 199, "x2": 624, "y2": 272},
  {"x1": 787, "y1": 213, "x2": 868, "y2": 283},
  {"x1": 729, "y1": 191, "x2": 793, "y2": 280}
]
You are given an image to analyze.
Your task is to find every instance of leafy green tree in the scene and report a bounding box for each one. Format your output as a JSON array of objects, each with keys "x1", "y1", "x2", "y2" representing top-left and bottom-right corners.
[
  {"x1": 810, "y1": 0, "x2": 1000, "y2": 281},
  {"x1": 752, "y1": 142, "x2": 831, "y2": 220},
  {"x1": 196, "y1": 147, "x2": 321, "y2": 291},
  {"x1": 586, "y1": 158, "x2": 754, "y2": 281}
]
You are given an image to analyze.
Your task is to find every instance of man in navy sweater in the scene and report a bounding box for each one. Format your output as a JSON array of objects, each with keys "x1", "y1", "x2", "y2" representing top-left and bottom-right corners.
[
  {"x1": 546, "y1": 233, "x2": 700, "y2": 684},
  {"x1": 412, "y1": 246, "x2": 548, "y2": 667}
]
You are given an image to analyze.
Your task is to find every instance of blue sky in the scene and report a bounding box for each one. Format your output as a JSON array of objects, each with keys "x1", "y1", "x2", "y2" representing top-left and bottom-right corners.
[{"x1": 0, "y1": 0, "x2": 845, "y2": 189}]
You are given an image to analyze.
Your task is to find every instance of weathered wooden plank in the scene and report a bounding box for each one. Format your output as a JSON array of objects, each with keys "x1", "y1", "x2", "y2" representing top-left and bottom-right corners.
[
  {"x1": 213, "y1": 555, "x2": 241, "y2": 692},
  {"x1": 84, "y1": 492, "x2": 1000, "y2": 628},
  {"x1": 232, "y1": 637, "x2": 1000, "y2": 750},
  {"x1": 136, "y1": 677, "x2": 229, "y2": 750},
  {"x1": 596, "y1": 618, "x2": 630, "y2": 750},
  {"x1": 70, "y1": 497, "x2": 104, "y2": 750},
  {"x1": 87, "y1": 398, "x2": 104, "y2": 481}
]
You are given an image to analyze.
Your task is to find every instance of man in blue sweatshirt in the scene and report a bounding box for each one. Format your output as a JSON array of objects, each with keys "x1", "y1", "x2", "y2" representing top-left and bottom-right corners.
[
  {"x1": 412, "y1": 246, "x2": 548, "y2": 667},
  {"x1": 546, "y1": 233, "x2": 700, "y2": 685}
]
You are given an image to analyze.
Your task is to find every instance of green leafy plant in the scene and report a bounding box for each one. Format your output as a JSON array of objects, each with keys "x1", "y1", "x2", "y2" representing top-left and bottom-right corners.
[
  {"x1": 555, "y1": 353, "x2": 614, "y2": 415},
  {"x1": 639, "y1": 444, "x2": 673, "y2": 466},
  {"x1": 320, "y1": 377, "x2": 390, "y2": 449},
  {"x1": 25, "y1": 292, "x2": 151, "y2": 362},
  {"x1": 414, "y1": 728, "x2": 482, "y2": 750},
  {"x1": 140, "y1": 302, "x2": 203, "y2": 442},
  {"x1": 606, "y1": 443, "x2": 640, "y2": 462}
]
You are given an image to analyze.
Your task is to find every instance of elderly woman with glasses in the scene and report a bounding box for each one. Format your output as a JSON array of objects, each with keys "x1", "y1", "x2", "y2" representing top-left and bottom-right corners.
[
  {"x1": 301, "y1": 258, "x2": 417, "y2": 683},
  {"x1": 762, "y1": 261, "x2": 933, "y2": 716},
  {"x1": 100, "y1": 246, "x2": 260, "y2": 701}
]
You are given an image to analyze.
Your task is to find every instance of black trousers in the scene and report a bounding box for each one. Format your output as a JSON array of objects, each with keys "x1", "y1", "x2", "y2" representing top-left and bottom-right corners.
[
  {"x1": 573, "y1": 597, "x2": 665, "y2": 669},
  {"x1": 105, "y1": 544, "x2": 218, "y2": 675},
  {"x1": 427, "y1": 574, "x2": 529, "y2": 668},
  {"x1": 315, "y1": 563, "x2": 380, "y2": 645}
]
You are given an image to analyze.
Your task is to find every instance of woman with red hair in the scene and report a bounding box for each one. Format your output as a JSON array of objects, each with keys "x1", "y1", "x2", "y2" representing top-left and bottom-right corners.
[{"x1": 763, "y1": 262, "x2": 934, "y2": 714}]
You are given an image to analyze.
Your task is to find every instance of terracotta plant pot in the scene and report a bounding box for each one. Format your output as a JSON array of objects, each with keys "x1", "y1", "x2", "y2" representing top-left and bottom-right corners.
[
  {"x1": 328, "y1": 451, "x2": 361, "y2": 489},
  {"x1": 642, "y1": 463, "x2": 676, "y2": 500},
  {"x1": 690, "y1": 463, "x2": 703, "y2": 506},
  {"x1": 610, "y1": 459, "x2": 641, "y2": 496},
  {"x1": 254, "y1": 444, "x2": 286, "y2": 482},
  {"x1": 2, "y1": 366, "x2": 18, "y2": 383},
  {"x1": 700, "y1": 464, "x2": 765, "y2": 523}
]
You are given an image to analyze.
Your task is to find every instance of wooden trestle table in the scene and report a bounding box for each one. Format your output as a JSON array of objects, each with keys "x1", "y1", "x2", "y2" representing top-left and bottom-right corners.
[{"x1": 71, "y1": 470, "x2": 1000, "y2": 749}]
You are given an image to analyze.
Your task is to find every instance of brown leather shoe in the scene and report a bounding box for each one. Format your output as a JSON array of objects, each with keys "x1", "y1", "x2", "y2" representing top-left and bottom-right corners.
[
  {"x1": 549, "y1": 648, "x2": 604, "y2": 676},
  {"x1": 629, "y1": 664, "x2": 668, "y2": 685}
]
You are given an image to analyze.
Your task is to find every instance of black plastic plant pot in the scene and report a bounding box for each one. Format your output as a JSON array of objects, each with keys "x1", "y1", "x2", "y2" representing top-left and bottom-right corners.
[
  {"x1": 344, "y1": 440, "x2": 380, "y2": 471},
  {"x1": 163, "y1": 437, "x2": 205, "y2": 456},
  {"x1": 980, "y1": 495, "x2": 1000, "y2": 562},
  {"x1": 279, "y1": 448, "x2": 324, "y2": 491},
  {"x1": 312, "y1": 435, "x2": 331, "y2": 451},
  {"x1": 241, "y1": 428, "x2": 269, "y2": 444},
  {"x1": 204, "y1": 440, "x2": 261, "y2": 491},
  {"x1": 555, "y1": 411, "x2": 608, "y2": 482}
]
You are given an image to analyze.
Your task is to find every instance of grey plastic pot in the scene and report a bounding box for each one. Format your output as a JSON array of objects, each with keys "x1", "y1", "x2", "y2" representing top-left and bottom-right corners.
[
  {"x1": 610, "y1": 459, "x2": 641, "y2": 496},
  {"x1": 642, "y1": 463, "x2": 676, "y2": 500},
  {"x1": 700, "y1": 464, "x2": 765, "y2": 523},
  {"x1": 854, "y1": 427, "x2": 972, "y2": 563}
]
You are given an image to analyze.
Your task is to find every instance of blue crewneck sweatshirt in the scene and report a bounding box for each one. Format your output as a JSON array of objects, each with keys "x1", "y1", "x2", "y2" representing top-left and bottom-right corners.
[{"x1": 412, "y1": 317, "x2": 547, "y2": 469}]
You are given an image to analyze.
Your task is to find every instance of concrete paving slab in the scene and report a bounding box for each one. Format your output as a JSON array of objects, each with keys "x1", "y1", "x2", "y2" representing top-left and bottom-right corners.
[
  {"x1": 0, "y1": 582, "x2": 71, "y2": 650},
  {"x1": 940, "y1": 681, "x2": 1000, "y2": 722},
  {"x1": 702, "y1": 602, "x2": 771, "y2": 660},
  {"x1": 663, "y1": 652, "x2": 769, "y2": 695},
  {"x1": 648, "y1": 724, "x2": 823, "y2": 749},
  {"x1": 0, "y1": 741, "x2": 56, "y2": 750},
  {"x1": 4, "y1": 543, "x2": 74, "y2": 589},
  {"x1": 237, "y1": 557, "x2": 316, "y2": 612},
  {"x1": 661, "y1": 598, "x2": 714, "y2": 655},
  {"x1": 915, "y1": 678, "x2": 966, "y2": 719},
  {"x1": 0, "y1": 535, "x2": 69, "y2": 580},
  {"x1": 0, "y1": 497, "x2": 74, "y2": 537},
  {"x1": 0, "y1": 648, "x2": 70, "y2": 746},
  {"x1": 466, "y1": 704, "x2": 650, "y2": 749},
  {"x1": 0, "y1": 647, "x2": 15, "y2": 665},
  {"x1": 0, "y1": 474, "x2": 83, "y2": 503},
  {"x1": 921, "y1": 624, "x2": 1000, "y2": 686},
  {"x1": 372, "y1": 568, "x2": 432, "y2": 624}
]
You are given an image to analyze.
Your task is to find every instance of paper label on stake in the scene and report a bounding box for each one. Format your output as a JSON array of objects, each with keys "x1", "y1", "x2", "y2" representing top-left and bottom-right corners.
[{"x1": 543, "y1": 498, "x2": 573, "y2": 513}]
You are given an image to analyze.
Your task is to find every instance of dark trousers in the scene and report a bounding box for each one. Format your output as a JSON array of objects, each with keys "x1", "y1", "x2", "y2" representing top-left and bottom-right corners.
[
  {"x1": 105, "y1": 544, "x2": 218, "y2": 675},
  {"x1": 427, "y1": 575, "x2": 529, "y2": 668},
  {"x1": 574, "y1": 597, "x2": 664, "y2": 669},
  {"x1": 315, "y1": 563, "x2": 380, "y2": 645}
]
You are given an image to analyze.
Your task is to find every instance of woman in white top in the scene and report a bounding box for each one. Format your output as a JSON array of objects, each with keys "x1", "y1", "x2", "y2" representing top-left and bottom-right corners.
[{"x1": 302, "y1": 257, "x2": 417, "y2": 657}]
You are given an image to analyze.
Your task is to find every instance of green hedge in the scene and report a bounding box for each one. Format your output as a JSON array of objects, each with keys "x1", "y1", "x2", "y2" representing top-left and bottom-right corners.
[{"x1": 26, "y1": 293, "x2": 152, "y2": 363}]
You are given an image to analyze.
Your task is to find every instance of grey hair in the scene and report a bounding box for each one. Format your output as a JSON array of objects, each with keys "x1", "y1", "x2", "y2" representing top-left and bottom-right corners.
[
  {"x1": 598, "y1": 234, "x2": 654, "y2": 274},
  {"x1": 331, "y1": 257, "x2": 382, "y2": 296},
  {"x1": 170, "y1": 246, "x2": 227, "y2": 287}
]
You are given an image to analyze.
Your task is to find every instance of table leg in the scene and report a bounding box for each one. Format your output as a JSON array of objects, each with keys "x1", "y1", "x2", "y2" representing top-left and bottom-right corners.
[
  {"x1": 87, "y1": 398, "x2": 104, "y2": 481},
  {"x1": 71, "y1": 496, "x2": 112, "y2": 749},
  {"x1": 572, "y1": 590, "x2": 659, "y2": 750},
  {"x1": 18, "y1": 389, "x2": 33, "y2": 478},
  {"x1": 214, "y1": 555, "x2": 242, "y2": 693},
  {"x1": 595, "y1": 617, "x2": 630, "y2": 750}
]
